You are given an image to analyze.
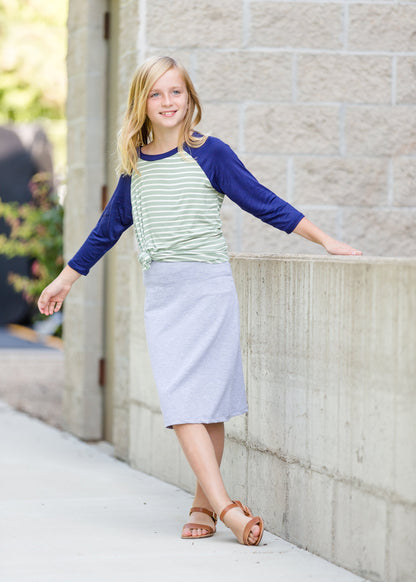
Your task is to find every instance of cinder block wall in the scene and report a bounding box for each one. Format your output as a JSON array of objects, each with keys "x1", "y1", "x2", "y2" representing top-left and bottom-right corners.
[{"x1": 142, "y1": 0, "x2": 416, "y2": 258}]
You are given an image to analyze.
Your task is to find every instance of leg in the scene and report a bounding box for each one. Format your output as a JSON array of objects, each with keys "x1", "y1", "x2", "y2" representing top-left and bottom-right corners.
[
  {"x1": 174, "y1": 423, "x2": 261, "y2": 545},
  {"x1": 182, "y1": 422, "x2": 224, "y2": 538}
]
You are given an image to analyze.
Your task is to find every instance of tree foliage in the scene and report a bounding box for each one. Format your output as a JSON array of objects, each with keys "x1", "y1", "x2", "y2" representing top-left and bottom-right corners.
[
  {"x1": 0, "y1": 172, "x2": 64, "y2": 304},
  {"x1": 0, "y1": 0, "x2": 68, "y2": 122}
]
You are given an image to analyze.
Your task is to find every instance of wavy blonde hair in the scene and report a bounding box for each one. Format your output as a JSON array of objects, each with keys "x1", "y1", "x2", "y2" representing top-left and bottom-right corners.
[{"x1": 117, "y1": 56, "x2": 206, "y2": 175}]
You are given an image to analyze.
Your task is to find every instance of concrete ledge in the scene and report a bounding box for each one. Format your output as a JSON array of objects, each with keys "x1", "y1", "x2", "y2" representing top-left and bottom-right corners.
[{"x1": 125, "y1": 255, "x2": 415, "y2": 582}]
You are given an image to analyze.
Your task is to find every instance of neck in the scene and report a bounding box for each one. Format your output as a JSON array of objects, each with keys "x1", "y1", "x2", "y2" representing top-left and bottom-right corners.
[{"x1": 144, "y1": 127, "x2": 183, "y2": 155}]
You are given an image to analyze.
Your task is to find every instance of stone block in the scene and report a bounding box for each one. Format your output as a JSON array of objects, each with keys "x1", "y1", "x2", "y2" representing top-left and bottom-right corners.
[
  {"x1": 130, "y1": 405, "x2": 180, "y2": 484},
  {"x1": 66, "y1": 119, "x2": 86, "y2": 167},
  {"x1": 112, "y1": 406, "x2": 129, "y2": 461},
  {"x1": 117, "y1": 51, "x2": 139, "y2": 105},
  {"x1": 240, "y1": 154, "x2": 288, "y2": 195},
  {"x1": 129, "y1": 404, "x2": 153, "y2": 474},
  {"x1": 113, "y1": 308, "x2": 132, "y2": 366},
  {"x1": 334, "y1": 482, "x2": 387, "y2": 580},
  {"x1": 119, "y1": 2, "x2": 139, "y2": 54},
  {"x1": 345, "y1": 106, "x2": 416, "y2": 157},
  {"x1": 297, "y1": 55, "x2": 391, "y2": 104},
  {"x1": 149, "y1": 420, "x2": 182, "y2": 485},
  {"x1": 238, "y1": 208, "x2": 337, "y2": 255},
  {"x1": 244, "y1": 105, "x2": 340, "y2": 155},
  {"x1": 394, "y1": 390, "x2": 416, "y2": 504},
  {"x1": 177, "y1": 445, "x2": 195, "y2": 493},
  {"x1": 198, "y1": 103, "x2": 240, "y2": 151},
  {"x1": 389, "y1": 503, "x2": 416, "y2": 582},
  {"x1": 67, "y1": 0, "x2": 88, "y2": 33},
  {"x1": 66, "y1": 73, "x2": 87, "y2": 122},
  {"x1": 221, "y1": 439, "x2": 249, "y2": 503},
  {"x1": 247, "y1": 448, "x2": 288, "y2": 535},
  {"x1": 342, "y1": 380, "x2": 396, "y2": 493},
  {"x1": 146, "y1": 0, "x2": 243, "y2": 49},
  {"x1": 293, "y1": 157, "x2": 389, "y2": 207},
  {"x1": 341, "y1": 208, "x2": 416, "y2": 257},
  {"x1": 349, "y1": 5, "x2": 416, "y2": 52},
  {"x1": 393, "y1": 158, "x2": 416, "y2": 207},
  {"x1": 246, "y1": 349, "x2": 286, "y2": 455},
  {"x1": 286, "y1": 464, "x2": 333, "y2": 559},
  {"x1": 85, "y1": 74, "x2": 107, "y2": 122},
  {"x1": 249, "y1": 2, "x2": 343, "y2": 50},
  {"x1": 66, "y1": 28, "x2": 88, "y2": 80},
  {"x1": 308, "y1": 384, "x2": 340, "y2": 475},
  {"x1": 284, "y1": 385, "x2": 311, "y2": 464},
  {"x1": 224, "y1": 411, "x2": 247, "y2": 443},
  {"x1": 195, "y1": 51, "x2": 292, "y2": 103},
  {"x1": 396, "y1": 57, "x2": 416, "y2": 105}
]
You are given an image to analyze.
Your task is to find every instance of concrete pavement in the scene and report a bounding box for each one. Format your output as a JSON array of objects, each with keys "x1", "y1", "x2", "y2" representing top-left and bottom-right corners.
[{"x1": 0, "y1": 401, "x2": 369, "y2": 582}]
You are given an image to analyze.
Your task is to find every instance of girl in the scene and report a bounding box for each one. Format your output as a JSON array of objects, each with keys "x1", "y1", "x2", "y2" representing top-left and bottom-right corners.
[{"x1": 38, "y1": 56, "x2": 362, "y2": 547}]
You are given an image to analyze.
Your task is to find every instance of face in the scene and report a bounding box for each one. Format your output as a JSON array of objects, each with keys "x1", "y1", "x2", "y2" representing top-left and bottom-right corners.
[{"x1": 146, "y1": 67, "x2": 189, "y2": 134}]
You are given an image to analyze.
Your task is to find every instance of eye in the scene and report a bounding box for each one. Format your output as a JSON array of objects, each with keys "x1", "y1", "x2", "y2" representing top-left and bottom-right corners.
[{"x1": 149, "y1": 92, "x2": 160, "y2": 99}]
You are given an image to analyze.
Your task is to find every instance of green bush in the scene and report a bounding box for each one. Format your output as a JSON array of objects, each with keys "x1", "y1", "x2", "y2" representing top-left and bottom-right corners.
[{"x1": 0, "y1": 171, "x2": 63, "y2": 305}]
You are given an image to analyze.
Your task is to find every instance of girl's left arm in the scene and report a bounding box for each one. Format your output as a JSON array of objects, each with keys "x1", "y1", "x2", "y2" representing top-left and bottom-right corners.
[{"x1": 293, "y1": 217, "x2": 362, "y2": 256}]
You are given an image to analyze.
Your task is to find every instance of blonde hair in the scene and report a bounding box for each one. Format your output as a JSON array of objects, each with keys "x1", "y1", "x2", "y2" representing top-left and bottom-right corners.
[{"x1": 117, "y1": 56, "x2": 206, "y2": 175}]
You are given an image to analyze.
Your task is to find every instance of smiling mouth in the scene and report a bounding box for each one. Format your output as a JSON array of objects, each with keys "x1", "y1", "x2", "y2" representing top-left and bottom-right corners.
[{"x1": 160, "y1": 111, "x2": 177, "y2": 117}]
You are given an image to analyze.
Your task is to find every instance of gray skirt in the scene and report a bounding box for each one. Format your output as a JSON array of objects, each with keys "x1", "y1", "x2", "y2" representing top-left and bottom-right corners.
[{"x1": 143, "y1": 261, "x2": 248, "y2": 428}]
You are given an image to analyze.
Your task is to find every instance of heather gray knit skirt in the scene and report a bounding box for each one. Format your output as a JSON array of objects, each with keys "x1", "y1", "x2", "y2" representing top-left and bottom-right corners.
[{"x1": 143, "y1": 261, "x2": 248, "y2": 428}]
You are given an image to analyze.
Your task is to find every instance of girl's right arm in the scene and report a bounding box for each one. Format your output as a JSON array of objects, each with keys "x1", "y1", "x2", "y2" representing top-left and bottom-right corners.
[
  {"x1": 38, "y1": 173, "x2": 133, "y2": 316},
  {"x1": 38, "y1": 264, "x2": 81, "y2": 315}
]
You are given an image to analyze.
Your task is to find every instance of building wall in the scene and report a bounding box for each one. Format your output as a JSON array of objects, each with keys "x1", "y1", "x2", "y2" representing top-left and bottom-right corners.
[
  {"x1": 65, "y1": 1, "x2": 416, "y2": 580},
  {"x1": 141, "y1": 0, "x2": 416, "y2": 258},
  {"x1": 128, "y1": 254, "x2": 416, "y2": 582}
]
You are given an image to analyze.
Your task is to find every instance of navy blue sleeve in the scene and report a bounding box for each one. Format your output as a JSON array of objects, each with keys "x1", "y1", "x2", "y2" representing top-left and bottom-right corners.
[
  {"x1": 68, "y1": 174, "x2": 133, "y2": 275},
  {"x1": 187, "y1": 136, "x2": 304, "y2": 233}
]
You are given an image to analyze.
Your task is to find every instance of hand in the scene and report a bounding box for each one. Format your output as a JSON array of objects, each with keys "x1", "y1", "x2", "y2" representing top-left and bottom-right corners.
[
  {"x1": 38, "y1": 279, "x2": 71, "y2": 316},
  {"x1": 323, "y1": 237, "x2": 362, "y2": 256},
  {"x1": 37, "y1": 265, "x2": 80, "y2": 316},
  {"x1": 293, "y1": 218, "x2": 362, "y2": 256}
]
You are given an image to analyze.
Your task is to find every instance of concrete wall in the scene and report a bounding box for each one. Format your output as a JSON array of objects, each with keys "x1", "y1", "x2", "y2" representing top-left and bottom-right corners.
[
  {"x1": 128, "y1": 255, "x2": 416, "y2": 582},
  {"x1": 64, "y1": 0, "x2": 109, "y2": 439}
]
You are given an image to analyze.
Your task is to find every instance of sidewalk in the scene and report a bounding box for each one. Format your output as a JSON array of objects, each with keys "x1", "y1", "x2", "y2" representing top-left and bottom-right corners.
[{"x1": 0, "y1": 401, "x2": 369, "y2": 582}]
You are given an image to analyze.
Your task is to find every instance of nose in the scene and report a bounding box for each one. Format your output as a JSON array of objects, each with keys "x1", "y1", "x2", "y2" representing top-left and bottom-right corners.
[{"x1": 161, "y1": 91, "x2": 172, "y2": 106}]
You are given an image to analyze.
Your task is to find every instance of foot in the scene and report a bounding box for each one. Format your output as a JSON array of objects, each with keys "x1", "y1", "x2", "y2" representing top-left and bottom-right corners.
[
  {"x1": 220, "y1": 501, "x2": 263, "y2": 546},
  {"x1": 181, "y1": 507, "x2": 217, "y2": 539}
]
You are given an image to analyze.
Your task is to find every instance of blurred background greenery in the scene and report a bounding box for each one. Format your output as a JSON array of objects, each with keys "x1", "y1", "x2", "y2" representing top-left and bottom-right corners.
[
  {"x1": 0, "y1": 0, "x2": 68, "y2": 172},
  {"x1": 0, "y1": 0, "x2": 68, "y2": 326}
]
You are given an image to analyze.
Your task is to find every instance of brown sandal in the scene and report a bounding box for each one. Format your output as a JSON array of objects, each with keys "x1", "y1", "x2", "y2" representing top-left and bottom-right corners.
[
  {"x1": 220, "y1": 500, "x2": 264, "y2": 546},
  {"x1": 181, "y1": 506, "x2": 217, "y2": 539}
]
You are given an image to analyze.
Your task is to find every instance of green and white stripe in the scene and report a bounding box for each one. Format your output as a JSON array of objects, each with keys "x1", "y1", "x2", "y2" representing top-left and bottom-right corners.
[{"x1": 130, "y1": 151, "x2": 229, "y2": 270}]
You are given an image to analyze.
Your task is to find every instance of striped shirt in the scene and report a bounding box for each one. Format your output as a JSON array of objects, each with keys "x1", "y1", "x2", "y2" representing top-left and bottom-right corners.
[
  {"x1": 68, "y1": 136, "x2": 304, "y2": 276},
  {"x1": 131, "y1": 150, "x2": 229, "y2": 270}
]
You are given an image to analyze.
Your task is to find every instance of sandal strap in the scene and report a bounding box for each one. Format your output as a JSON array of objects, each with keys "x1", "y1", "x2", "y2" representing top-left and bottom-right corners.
[
  {"x1": 219, "y1": 501, "x2": 239, "y2": 522},
  {"x1": 220, "y1": 500, "x2": 253, "y2": 522},
  {"x1": 242, "y1": 516, "x2": 263, "y2": 546},
  {"x1": 182, "y1": 522, "x2": 215, "y2": 535},
  {"x1": 189, "y1": 506, "x2": 217, "y2": 524}
]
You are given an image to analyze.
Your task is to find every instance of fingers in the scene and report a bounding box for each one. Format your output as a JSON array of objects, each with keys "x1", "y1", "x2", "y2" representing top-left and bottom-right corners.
[
  {"x1": 38, "y1": 290, "x2": 61, "y2": 316},
  {"x1": 326, "y1": 241, "x2": 363, "y2": 256},
  {"x1": 39, "y1": 300, "x2": 62, "y2": 316}
]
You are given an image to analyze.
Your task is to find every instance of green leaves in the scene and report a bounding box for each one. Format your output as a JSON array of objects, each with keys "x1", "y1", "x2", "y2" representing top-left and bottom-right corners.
[{"x1": 0, "y1": 172, "x2": 63, "y2": 304}]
